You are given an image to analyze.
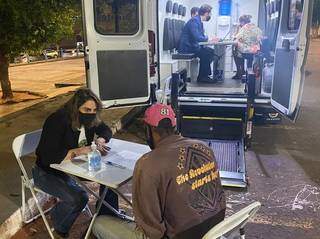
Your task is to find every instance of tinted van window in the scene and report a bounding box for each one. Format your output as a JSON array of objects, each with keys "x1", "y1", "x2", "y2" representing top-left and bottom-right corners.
[{"x1": 94, "y1": 0, "x2": 139, "y2": 35}]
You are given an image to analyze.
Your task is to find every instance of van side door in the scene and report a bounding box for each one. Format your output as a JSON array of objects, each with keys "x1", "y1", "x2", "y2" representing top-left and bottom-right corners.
[{"x1": 271, "y1": 0, "x2": 313, "y2": 120}]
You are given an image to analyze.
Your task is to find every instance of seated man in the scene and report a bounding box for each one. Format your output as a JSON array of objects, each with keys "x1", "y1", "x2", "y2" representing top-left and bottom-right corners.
[
  {"x1": 179, "y1": 4, "x2": 217, "y2": 83},
  {"x1": 93, "y1": 103, "x2": 226, "y2": 239}
]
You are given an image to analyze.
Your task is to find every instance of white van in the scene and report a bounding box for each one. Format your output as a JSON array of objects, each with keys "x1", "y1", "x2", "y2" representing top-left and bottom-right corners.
[{"x1": 82, "y1": 0, "x2": 313, "y2": 187}]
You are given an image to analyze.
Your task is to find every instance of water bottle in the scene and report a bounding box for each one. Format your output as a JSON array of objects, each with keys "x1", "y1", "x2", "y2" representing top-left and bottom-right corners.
[
  {"x1": 88, "y1": 142, "x2": 101, "y2": 172},
  {"x1": 262, "y1": 63, "x2": 274, "y2": 94}
]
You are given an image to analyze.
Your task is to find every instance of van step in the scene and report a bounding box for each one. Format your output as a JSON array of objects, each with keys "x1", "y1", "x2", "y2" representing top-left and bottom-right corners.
[
  {"x1": 210, "y1": 140, "x2": 241, "y2": 172},
  {"x1": 201, "y1": 139, "x2": 246, "y2": 188}
]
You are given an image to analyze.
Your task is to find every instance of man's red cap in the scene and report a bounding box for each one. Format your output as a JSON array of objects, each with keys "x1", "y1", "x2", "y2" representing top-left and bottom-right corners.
[{"x1": 144, "y1": 103, "x2": 177, "y2": 127}]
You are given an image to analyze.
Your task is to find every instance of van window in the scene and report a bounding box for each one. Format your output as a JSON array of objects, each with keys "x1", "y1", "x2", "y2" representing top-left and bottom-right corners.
[
  {"x1": 94, "y1": 0, "x2": 139, "y2": 35},
  {"x1": 288, "y1": 0, "x2": 303, "y2": 31}
]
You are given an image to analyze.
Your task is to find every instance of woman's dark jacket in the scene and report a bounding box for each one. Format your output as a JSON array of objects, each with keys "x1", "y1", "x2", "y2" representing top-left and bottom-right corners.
[{"x1": 35, "y1": 108, "x2": 112, "y2": 174}]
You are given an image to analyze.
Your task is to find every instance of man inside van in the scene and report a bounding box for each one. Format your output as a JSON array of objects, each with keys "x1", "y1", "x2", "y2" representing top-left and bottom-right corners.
[
  {"x1": 93, "y1": 103, "x2": 226, "y2": 239},
  {"x1": 179, "y1": 4, "x2": 218, "y2": 83}
]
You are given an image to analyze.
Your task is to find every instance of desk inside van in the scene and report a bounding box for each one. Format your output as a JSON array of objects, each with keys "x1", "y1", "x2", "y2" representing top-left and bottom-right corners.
[{"x1": 199, "y1": 40, "x2": 237, "y2": 46}]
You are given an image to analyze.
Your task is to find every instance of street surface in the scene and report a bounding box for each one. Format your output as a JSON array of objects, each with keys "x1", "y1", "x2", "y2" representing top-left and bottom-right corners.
[
  {"x1": 0, "y1": 58, "x2": 85, "y2": 118},
  {"x1": 1, "y1": 41, "x2": 320, "y2": 238},
  {"x1": 9, "y1": 58, "x2": 85, "y2": 96},
  {"x1": 246, "y1": 39, "x2": 320, "y2": 238}
]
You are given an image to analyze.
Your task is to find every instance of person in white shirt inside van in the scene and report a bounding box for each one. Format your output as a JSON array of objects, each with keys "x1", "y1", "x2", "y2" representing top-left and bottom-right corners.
[{"x1": 232, "y1": 15, "x2": 263, "y2": 80}]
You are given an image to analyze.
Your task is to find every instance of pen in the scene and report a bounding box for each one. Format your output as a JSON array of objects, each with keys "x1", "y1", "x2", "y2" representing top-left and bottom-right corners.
[{"x1": 105, "y1": 161, "x2": 126, "y2": 169}]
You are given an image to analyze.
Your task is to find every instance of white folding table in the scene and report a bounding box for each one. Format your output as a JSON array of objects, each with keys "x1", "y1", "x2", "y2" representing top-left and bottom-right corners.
[
  {"x1": 199, "y1": 40, "x2": 237, "y2": 46},
  {"x1": 50, "y1": 138, "x2": 150, "y2": 239}
]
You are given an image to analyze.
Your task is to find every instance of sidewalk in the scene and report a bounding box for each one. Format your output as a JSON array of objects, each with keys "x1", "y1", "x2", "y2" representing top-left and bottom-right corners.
[{"x1": 0, "y1": 58, "x2": 85, "y2": 121}]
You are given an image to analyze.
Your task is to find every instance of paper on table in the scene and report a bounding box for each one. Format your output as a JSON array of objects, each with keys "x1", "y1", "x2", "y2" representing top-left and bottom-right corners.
[
  {"x1": 118, "y1": 151, "x2": 141, "y2": 160},
  {"x1": 102, "y1": 150, "x2": 142, "y2": 170}
]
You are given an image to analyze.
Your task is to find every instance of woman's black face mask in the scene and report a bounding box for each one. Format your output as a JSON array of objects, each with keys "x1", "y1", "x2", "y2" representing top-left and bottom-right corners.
[
  {"x1": 79, "y1": 112, "x2": 96, "y2": 127},
  {"x1": 145, "y1": 125, "x2": 155, "y2": 150}
]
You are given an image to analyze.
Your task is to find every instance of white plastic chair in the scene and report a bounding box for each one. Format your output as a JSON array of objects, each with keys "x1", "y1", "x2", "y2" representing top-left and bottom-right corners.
[
  {"x1": 202, "y1": 201, "x2": 261, "y2": 239},
  {"x1": 12, "y1": 129, "x2": 55, "y2": 238},
  {"x1": 13, "y1": 129, "x2": 93, "y2": 238}
]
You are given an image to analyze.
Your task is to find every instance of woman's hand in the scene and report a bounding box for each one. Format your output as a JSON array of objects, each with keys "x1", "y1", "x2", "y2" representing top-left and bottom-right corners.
[
  {"x1": 95, "y1": 137, "x2": 109, "y2": 156},
  {"x1": 65, "y1": 146, "x2": 92, "y2": 160},
  {"x1": 95, "y1": 137, "x2": 106, "y2": 146},
  {"x1": 64, "y1": 150, "x2": 77, "y2": 161},
  {"x1": 77, "y1": 146, "x2": 92, "y2": 155}
]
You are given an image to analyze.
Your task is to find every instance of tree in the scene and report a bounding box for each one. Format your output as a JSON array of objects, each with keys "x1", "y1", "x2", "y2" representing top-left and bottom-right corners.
[{"x1": 0, "y1": 0, "x2": 80, "y2": 100}]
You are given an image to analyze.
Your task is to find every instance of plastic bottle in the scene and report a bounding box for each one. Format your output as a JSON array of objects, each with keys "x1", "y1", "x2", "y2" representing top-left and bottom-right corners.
[
  {"x1": 262, "y1": 63, "x2": 274, "y2": 94},
  {"x1": 88, "y1": 142, "x2": 101, "y2": 172}
]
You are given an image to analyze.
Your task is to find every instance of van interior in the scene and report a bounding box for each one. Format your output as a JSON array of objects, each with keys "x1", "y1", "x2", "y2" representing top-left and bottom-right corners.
[{"x1": 158, "y1": 0, "x2": 282, "y2": 98}]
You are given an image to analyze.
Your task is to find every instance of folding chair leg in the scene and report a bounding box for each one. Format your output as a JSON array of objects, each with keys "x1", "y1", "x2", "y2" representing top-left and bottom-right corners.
[
  {"x1": 84, "y1": 204, "x2": 93, "y2": 218},
  {"x1": 29, "y1": 187, "x2": 55, "y2": 239},
  {"x1": 23, "y1": 205, "x2": 54, "y2": 224},
  {"x1": 21, "y1": 177, "x2": 27, "y2": 223},
  {"x1": 240, "y1": 228, "x2": 245, "y2": 239}
]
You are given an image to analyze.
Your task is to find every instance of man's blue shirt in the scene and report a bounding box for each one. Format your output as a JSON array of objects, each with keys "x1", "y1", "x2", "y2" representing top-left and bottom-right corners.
[{"x1": 178, "y1": 15, "x2": 208, "y2": 54}]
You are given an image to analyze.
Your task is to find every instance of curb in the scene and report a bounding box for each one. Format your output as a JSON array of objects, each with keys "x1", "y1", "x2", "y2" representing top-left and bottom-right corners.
[
  {"x1": 0, "y1": 105, "x2": 145, "y2": 239},
  {"x1": 9, "y1": 56, "x2": 84, "y2": 68},
  {"x1": 109, "y1": 106, "x2": 146, "y2": 135},
  {"x1": 0, "y1": 209, "x2": 22, "y2": 239},
  {"x1": 0, "y1": 92, "x2": 74, "y2": 124}
]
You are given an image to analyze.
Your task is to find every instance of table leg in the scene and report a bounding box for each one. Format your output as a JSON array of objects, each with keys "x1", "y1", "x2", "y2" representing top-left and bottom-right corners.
[
  {"x1": 84, "y1": 187, "x2": 108, "y2": 239},
  {"x1": 74, "y1": 178, "x2": 122, "y2": 216},
  {"x1": 112, "y1": 188, "x2": 133, "y2": 207},
  {"x1": 73, "y1": 177, "x2": 135, "y2": 237}
]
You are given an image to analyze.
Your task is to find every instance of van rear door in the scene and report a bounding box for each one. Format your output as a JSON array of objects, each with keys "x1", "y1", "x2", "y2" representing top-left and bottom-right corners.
[
  {"x1": 271, "y1": 0, "x2": 313, "y2": 120},
  {"x1": 83, "y1": 0, "x2": 150, "y2": 108}
]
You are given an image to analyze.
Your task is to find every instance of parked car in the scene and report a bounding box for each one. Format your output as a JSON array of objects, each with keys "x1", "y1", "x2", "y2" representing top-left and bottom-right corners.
[
  {"x1": 28, "y1": 55, "x2": 40, "y2": 62},
  {"x1": 14, "y1": 53, "x2": 29, "y2": 63},
  {"x1": 42, "y1": 49, "x2": 58, "y2": 59},
  {"x1": 62, "y1": 49, "x2": 77, "y2": 58}
]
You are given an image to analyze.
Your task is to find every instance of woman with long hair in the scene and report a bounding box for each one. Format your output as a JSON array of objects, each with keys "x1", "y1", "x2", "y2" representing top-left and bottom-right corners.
[{"x1": 32, "y1": 88, "x2": 116, "y2": 238}]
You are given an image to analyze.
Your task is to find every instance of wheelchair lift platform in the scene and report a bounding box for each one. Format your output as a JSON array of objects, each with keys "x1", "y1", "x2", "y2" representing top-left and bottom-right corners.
[
  {"x1": 201, "y1": 139, "x2": 246, "y2": 188},
  {"x1": 185, "y1": 80, "x2": 246, "y2": 95}
]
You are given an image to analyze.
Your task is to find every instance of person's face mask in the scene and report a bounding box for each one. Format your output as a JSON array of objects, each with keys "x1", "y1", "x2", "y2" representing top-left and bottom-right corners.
[
  {"x1": 79, "y1": 112, "x2": 96, "y2": 127},
  {"x1": 145, "y1": 125, "x2": 155, "y2": 150},
  {"x1": 206, "y1": 13, "x2": 212, "y2": 21}
]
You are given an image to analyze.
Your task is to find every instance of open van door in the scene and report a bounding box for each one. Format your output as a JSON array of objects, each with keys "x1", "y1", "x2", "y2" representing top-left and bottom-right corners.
[
  {"x1": 271, "y1": 0, "x2": 313, "y2": 120},
  {"x1": 83, "y1": 0, "x2": 151, "y2": 108}
]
